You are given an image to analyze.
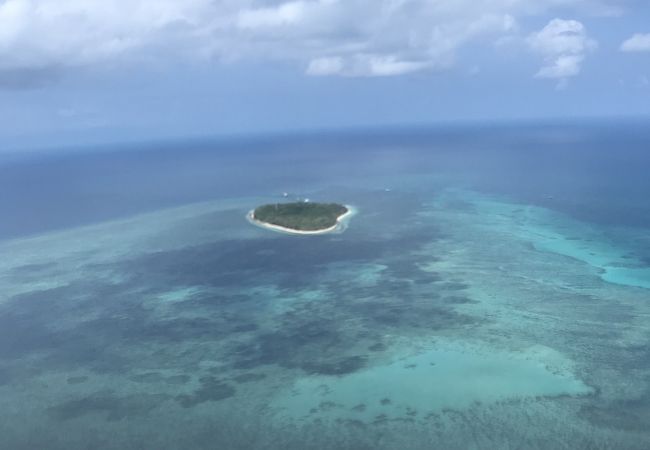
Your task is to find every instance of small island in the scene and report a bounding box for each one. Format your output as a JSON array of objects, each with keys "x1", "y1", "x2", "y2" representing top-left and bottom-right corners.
[{"x1": 248, "y1": 202, "x2": 352, "y2": 235}]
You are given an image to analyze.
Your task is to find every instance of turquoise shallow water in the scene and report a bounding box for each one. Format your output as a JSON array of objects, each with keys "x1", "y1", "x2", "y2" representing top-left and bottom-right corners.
[
  {"x1": 272, "y1": 340, "x2": 592, "y2": 423},
  {"x1": 2, "y1": 126, "x2": 650, "y2": 449}
]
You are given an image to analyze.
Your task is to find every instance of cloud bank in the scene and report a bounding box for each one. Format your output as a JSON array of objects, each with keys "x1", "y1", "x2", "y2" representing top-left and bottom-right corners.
[
  {"x1": 527, "y1": 19, "x2": 597, "y2": 86},
  {"x1": 0, "y1": 0, "x2": 630, "y2": 85}
]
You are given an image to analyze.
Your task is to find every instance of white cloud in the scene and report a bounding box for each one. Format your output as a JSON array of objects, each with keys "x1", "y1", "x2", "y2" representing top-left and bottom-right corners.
[
  {"x1": 536, "y1": 54, "x2": 584, "y2": 79},
  {"x1": 620, "y1": 33, "x2": 650, "y2": 52},
  {"x1": 306, "y1": 57, "x2": 344, "y2": 76},
  {"x1": 360, "y1": 56, "x2": 431, "y2": 77},
  {"x1": 0, "y1": 0, "x2": 225, "y2": 70},
  {"x1": 237, "y1": 2, "x2": 306, "y2": 29},
  {"x1": 0, "y1": 0, "x2": 625, "y2": 84},
  {"x1": 307, "y1": 54, "x2": 430, "y2": 77},
  {"x1": 527, "y1": 19, "x2": 597, "y2": 84}
]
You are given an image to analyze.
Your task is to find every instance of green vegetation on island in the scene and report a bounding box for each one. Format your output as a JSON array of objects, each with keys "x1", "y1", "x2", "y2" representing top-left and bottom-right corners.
[{"x1": 253, "y1": 202, "x2": 348, "y2": 232}]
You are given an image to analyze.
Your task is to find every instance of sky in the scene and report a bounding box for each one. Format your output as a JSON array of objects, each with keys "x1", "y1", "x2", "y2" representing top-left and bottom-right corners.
[{"x1": 0, "y1": 0, "x2": 649, "y2": 151}]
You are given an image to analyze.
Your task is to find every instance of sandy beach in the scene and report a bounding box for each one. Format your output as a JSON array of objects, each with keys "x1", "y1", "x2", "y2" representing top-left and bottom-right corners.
[{"x1": 247, "y1": 205, "x2": 356, "y2": 235}]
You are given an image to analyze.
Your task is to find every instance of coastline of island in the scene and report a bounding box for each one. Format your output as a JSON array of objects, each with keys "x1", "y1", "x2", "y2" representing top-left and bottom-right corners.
[{"x1": 247, "y1": 205, "x2": 356, "y2": 235}]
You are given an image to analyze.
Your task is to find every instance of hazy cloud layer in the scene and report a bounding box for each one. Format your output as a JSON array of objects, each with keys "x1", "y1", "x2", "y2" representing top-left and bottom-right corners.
[
  {"x1": 621, "y1": 33, "x2": 650, "y2": 52},
  {"x1": 0, "y1": 0, "x2": 634, "y2": 85}
]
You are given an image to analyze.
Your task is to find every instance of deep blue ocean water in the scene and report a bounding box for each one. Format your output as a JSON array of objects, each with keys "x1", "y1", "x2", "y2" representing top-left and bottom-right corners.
[
  {"x1": 3, "y1": 121, "x2": 650, "y2": 239},
  {"x1": 2, "y1": 122, "x2": 650, "y2": 449}
]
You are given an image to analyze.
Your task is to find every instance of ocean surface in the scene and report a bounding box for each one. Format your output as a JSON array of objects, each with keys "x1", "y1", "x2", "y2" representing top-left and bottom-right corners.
[{"x1": 2, "y1": 122, "x2": 650, "y2": 449}]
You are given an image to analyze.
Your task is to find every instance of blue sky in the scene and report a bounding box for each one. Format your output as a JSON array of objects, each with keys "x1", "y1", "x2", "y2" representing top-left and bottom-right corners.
[{"x1": 1, "y1": 0, "x2": 649, "y2": 151}]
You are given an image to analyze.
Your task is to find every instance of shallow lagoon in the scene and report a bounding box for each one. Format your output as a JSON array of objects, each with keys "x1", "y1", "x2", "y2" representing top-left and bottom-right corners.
[
  {"x1": 2, "y1": 124, "x2": 650, "y2": 449},
  {"x1": 272, "y1": 340, "x2": 593, "y2": 423}
]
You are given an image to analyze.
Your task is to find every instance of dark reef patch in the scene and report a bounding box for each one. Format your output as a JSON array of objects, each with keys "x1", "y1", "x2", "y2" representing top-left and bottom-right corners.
[
  {"x1": 66, "y1": 376, "x2": 88, "y2": 385},
  {"x1": 130, "y1": 372, "x2": 164, "y2": 383},
  {"x1": 0, "y1": 279, "x2": 240, "y2": 380},
  {"x1": 302, "y1": 356, "x2": 367, "y2": 376},
  {"x1": 233, "y1": 373, "x2": 267, "y2": 383},
  {"x1": 441, "y1": 295, "x2": 476, "y2": 305},
  {"x1": 228, "y1": 314, "x2": 345, "y2": 370},
  {"x1": 48, "y1": 390, "x2": 166, "y2": 422},
  {"x1": 386, "y1": 260, "x2": 442, "y2": 285},
  {"x1": 116, "y1": 236, "x2": 394, "y2": 291},
  {"x1": 0, "y1": 287, "x2": 77, "y2": 359},
  {"x1": 580, "y1": 394, "x2": 650, "y2": 433},
  {"x1": 367, "y1": 342, "x2": 387, "y2": 352},
  {"x1": 166, "y1": 374, "x2": 191, "y2": 385},
  {"x1": 439, "y1": 282, "x2": 470, "y2": 291},
  {"x1": 176, "y1": 377, "x2": 236, "y2": 408}
]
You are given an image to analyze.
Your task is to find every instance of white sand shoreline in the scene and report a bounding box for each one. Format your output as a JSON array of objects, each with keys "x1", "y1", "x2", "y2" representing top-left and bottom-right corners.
[{"x1": 247, "y1": 205, "x2": 356, "y2": 236}]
